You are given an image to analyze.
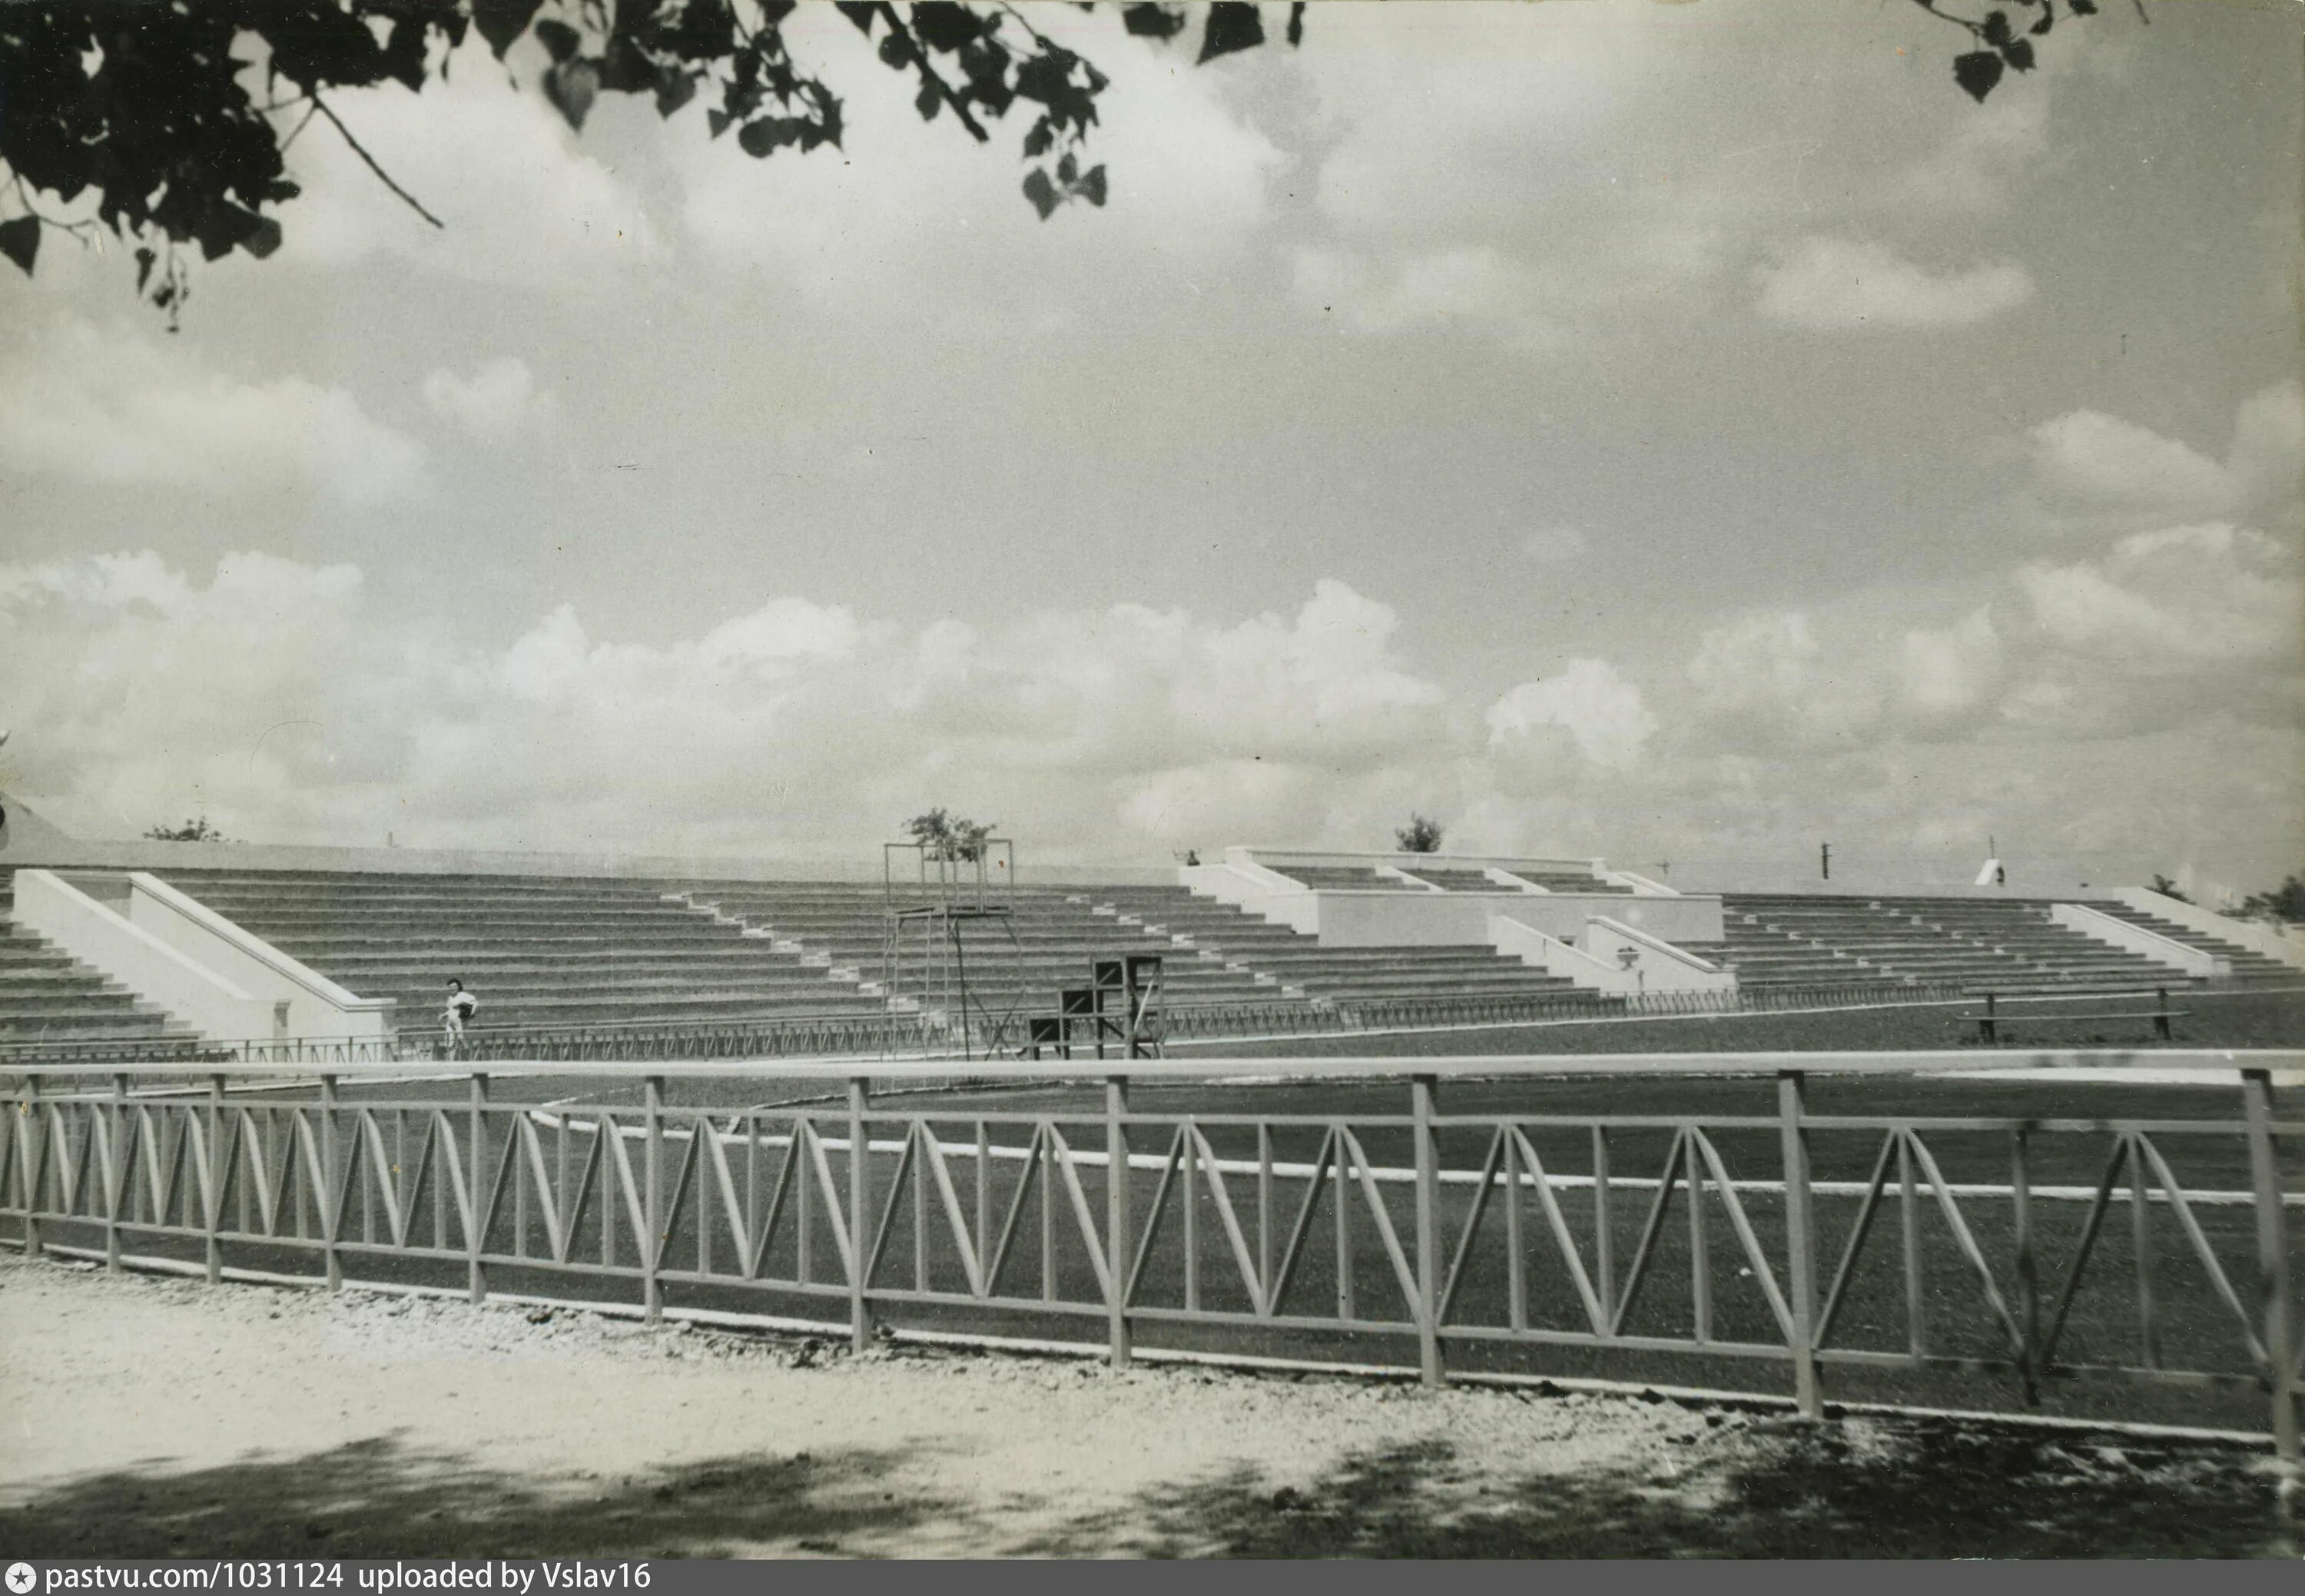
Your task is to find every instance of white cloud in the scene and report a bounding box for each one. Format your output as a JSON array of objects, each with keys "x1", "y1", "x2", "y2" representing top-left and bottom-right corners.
[
  {"x1": 2018, "y1": 382, "x2": 2305, "y2": 536},
  {"x1": 0, "y1": 556, "x2": 1451, "y2": 858},
  {"x1": 1753, "y1": 236, "x2": 2032, "y2": 330},
  {"x1": 677, "y1": 8, "x2": 1283, "y2": 307},
  {"x1": 1487, "y1": 659, "x2": 1655, "y2": 769},
  {"x1": 421, "y1": 357, "x2": 554, "y2": 444},
  {"x1": 1898, "y1": 608, "x2": 2002, "y2": 726},
  {"x1": 2027, "y1": 410, "x2": 2234, "y2": 514},
  {"x1": 278, "y1": 42, "x2": 660, "y2": 286},
  {"x1": 0, "y1": 319, "x2": 424, "y2": 505},
  {"x1": 6, "y1": 549, "x2": 2295, "y2": 889}
]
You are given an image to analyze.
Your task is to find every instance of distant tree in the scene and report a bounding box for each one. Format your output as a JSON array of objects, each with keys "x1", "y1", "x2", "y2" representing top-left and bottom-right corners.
[
  {"x1": 1395, "y1": 813, "x2": 1444, "y2": 854},
  {"x1": 144, "y1": 815, "x2": 229, "y2": 842},
  {"x1": 0, "y1": 0, "x2": 2097, "y2": 324},
  {"x1": 906, "y1": 807, "x2": 993, "y2": 864},
  {"x1": 2146, "y1": 873, "x2": 2191, "y2": 904},
  {"x1": 2241, "y1": 871, "x2": 2305, "y2": 923}
]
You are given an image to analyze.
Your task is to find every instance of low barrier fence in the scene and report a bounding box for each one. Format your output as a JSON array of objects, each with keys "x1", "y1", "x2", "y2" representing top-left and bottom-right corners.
[
  {"x1": 5, "y1": 1050, "x2": 2302, "y2": 1455},
  {"x1": 0, "y1": 980, "x2": 2221, "y2": 1072}
]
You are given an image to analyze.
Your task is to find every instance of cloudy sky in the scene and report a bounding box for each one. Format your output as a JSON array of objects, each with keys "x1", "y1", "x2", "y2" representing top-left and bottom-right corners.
[{"x1": 2, "y1": 0, "x2": 2299, "y2": 895}]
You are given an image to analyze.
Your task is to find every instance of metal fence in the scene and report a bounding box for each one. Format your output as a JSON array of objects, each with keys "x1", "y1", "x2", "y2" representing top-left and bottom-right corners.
[
  {"x1": 5, "y1": 1050, "x2": 2301, "y2": 1455},
  {"x1": 0, "y1": 979, "x2": 2229, "y2": 1073}
]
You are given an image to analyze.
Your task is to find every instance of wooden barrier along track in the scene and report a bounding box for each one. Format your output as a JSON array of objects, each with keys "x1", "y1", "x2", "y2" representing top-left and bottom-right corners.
[{"x1": 5, "y1": 1050, "x2": 2302, "y2": 1457}]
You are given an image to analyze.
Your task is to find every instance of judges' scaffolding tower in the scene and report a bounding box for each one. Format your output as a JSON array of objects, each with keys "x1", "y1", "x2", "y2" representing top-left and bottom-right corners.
[{"x1": 881, "y1": 836, "x2": 1023, "y2": 1061}]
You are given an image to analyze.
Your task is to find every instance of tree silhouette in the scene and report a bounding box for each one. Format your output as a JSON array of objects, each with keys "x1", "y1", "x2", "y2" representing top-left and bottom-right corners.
[
  {"x1": 143, "y1": 815, "x2": 230, "y2": 842},
  {"x1": 1394, "y1": 813, "x2": 1444, "y2": 854},
  {"x1": 2240, "y1": 871, "x2": 2305, "y2": 923},
  {"x1": 905, "y1": 807, "x2": 993, "y2": 864},
  {"x1": 0, "y1": 0, "x2": 2099, "y2": 322}
]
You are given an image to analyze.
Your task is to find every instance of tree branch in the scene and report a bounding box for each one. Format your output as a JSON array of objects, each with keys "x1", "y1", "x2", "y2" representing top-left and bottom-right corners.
[
  {"x1": 310, "y1": 93, "x2": 444, "y2": 229},
  {"x1": 1902, "y1": 0, "x2": 1985, "y2": 38}
]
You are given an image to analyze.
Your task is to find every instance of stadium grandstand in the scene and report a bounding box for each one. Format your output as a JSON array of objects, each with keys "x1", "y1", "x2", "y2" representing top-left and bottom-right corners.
[{"x1": 0, "y1": 796, "x2": 2296, "y2": 1063}]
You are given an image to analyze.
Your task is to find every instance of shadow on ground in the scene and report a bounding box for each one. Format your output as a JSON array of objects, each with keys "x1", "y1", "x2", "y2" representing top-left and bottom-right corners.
[
  {"x1": 0, "y1": 1435, "x2": 944, "y2": 1558},
  {"x1": 1021, "y1": 1417, "x2": 2300, "y2": 1558}
]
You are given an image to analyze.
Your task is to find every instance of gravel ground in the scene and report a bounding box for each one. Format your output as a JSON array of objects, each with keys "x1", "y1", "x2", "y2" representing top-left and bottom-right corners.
[{"x1": 1, "y1": 1252, "x2": 2296, "y2": 1558}]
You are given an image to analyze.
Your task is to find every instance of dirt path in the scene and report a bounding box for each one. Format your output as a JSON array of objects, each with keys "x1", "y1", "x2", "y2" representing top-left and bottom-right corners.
[{"x1": 0, "y1": 1253, "x2": 2293, "y2": 1558}]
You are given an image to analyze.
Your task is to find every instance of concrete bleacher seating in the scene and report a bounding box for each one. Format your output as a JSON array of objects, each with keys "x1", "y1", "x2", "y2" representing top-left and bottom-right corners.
[
  {"x1": 157, "y1": 869, "x2": 894, "y2": 1033},
  {"x1": 0, "y1": 878, "x2": 202, "y2": 1044},
  {"x1": 1090, "y1": 885, "x2": 1615, "y2": 1008},
  {"x1": 1511, "y1": 869, "x2": 1634, "y2": 894},
  {"x1": 2090, "y1": 901, "x2": 2297, "y2": 986},
  {"x1": 1275, "y1": 866, "x2": 1430, "y2": 891},
  {"x1": 672, "y1": 881, "x2": 1284, "y2": 1014},
  {"x1": 1396, "y1": 868, "x2": 1510, "y2": 892},
  {"x1": 1716, "y1": 894, "x2": 2196, "y2": 993}
]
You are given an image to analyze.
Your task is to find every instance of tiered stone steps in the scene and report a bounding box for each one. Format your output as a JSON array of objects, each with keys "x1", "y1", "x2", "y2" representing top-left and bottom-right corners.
[
  {"x1": 1396, "y1": 868, "x2": 1507, "y2": 892},
  {"x1": 155, "y1": 870, "x2": 891, "y2": 1032},
  {"x1": 671, "y1": 882, "x2": 1282, "y2": 1014},
  {"x1": 2089, "y1": 901, "x2": 2298, "y2": 987},
  {"x1": 1274, "y1": 866, "x2": 1428, "y2": 891},
  {"x1": 1717, "y1": 894, "x2": 2194, "y2": 994},
  {"x1": 0, "y1": 877, "x2": 205, "y2": 1045},
  {"x1": 1090, "y1": 886, "x2": 1617, "y2": 1009},
  {"x1": 1511, "y1": 870, "x2": 1634, "y2": 894}
]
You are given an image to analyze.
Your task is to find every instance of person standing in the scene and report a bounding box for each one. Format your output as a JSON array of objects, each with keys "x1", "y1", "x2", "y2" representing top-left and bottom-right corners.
[{"x1": 443, "y1": 977, "x2": 479, "y2": 1052}]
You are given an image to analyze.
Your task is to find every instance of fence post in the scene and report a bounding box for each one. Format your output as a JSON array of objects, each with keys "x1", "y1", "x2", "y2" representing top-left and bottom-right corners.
[
  {"x1": 107, "y1": 1073, "x2": 126, "y2": 1274},
  {"x1": 2011, "y1": 1126, "x2": 2039, "y2": 1405},
  {"x1": 320, "y1": 1073, "x2": 341, "y2": 1291},
  {"x1": 644, "y1": 1075, "x2": 664, "y2": 1325},
  {"x1": 1776, "y1": 1070, "x2": 1822, "y2": 1418},
  {"x1": 849, "y1": 1076, "x2": 872, "y2": 1353},
  {"x1": 206, "y1": 1073, "x2": 225, "y2": 1284},
  {"x1": 467, "y1": 1073, "x2": 487, "y2": 1305},
  {"x1": 1106, "y1": 1075, "x2": 1131, "y2": 1369},
  {"x1": 21, "y1": 1073, "x2": 41, "y2": 1259},
  {"x1": 1412, "y1": 1074, "x2": 1444, "y2": 1389},
  {"x1": 2241, "y1": 1067, "x2": 2299, "y2": 1462}
]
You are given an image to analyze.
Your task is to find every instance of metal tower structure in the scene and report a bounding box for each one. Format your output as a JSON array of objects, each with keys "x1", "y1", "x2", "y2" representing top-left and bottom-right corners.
[{"x1": 881, "y1": 835, "x2": 1023, "y2": 1061}]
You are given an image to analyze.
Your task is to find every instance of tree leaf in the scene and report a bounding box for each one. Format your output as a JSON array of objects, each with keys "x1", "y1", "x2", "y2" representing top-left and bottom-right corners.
[
  {"x1": 2000, "y1": 37, "x2": 2036, "y2": 69},
  {"x1": 1077, "y1": 164, "x2": 1107, "y2": 207},
  {"x1": 241, "y1": 217, "x2": 284, "y2": 260},
  {"x1": 1952, "y1": 50, "x2": 2004, "y2": 101},
  {"x1": 1198, "y1": 2, "x2": 1265, "y2": 63},
  {"x1": 1121, "y1": 3, "x2": 1188, "y2": 39},
  {"x1": 916, "y1": 78, "x2": 942, "y2": 121},
  {"x1": 1022, "y1": 168, "x2": 1060, "y2": 219},
  {"x1": 543, "y1": 58, "x2": 600, "y2": 131},
  {"x1": 1982, "y1": 9, "x2": 2013, "y2": 45},
  {"x1": 834, "y1": 2, "x2": 879, "y2": 35},
  {"x1": 533, "y1": 18, "x2": 583, "y2": 62},
  {"x1": 0, "y1": 217, "x2": 38, "y2": 278},
  {"x1": 2069, "y1": 0, "x2": 2098, "y2": 12},
  {"x1": 472, "y1": 0, "x2": 546, "y2": 59},
  {"x1": 655, "y1": 65, "x2": 699, "y2": 118},
  {"x1": 135, "y1": 246, "x2": 157, "y2": 292},
  {"x1": 1287, "y1": 2, "x2": 1305, "y2": 47}
]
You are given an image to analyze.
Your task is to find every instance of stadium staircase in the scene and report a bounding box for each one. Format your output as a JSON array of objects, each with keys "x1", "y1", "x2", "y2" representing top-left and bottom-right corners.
[
  {"x1": 0, "y1": 876, "x2": 208, "y2": 1047},
  {"x1": 1089, "y1": 885, "x2": 1614, "y2": 1009},
  {"x1": 154, "y1": 869, "x2": 893, "y2": 1034},
  {"x1": 667, "y1": 881, "x2": 1285, "y2": 1018},
  {"x1": 2088, "y1": 901, "x2": 2297, "y2": 987},
  {"x1": 1715, "y1": 894, "x2": 2211, "y2": 994}
]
